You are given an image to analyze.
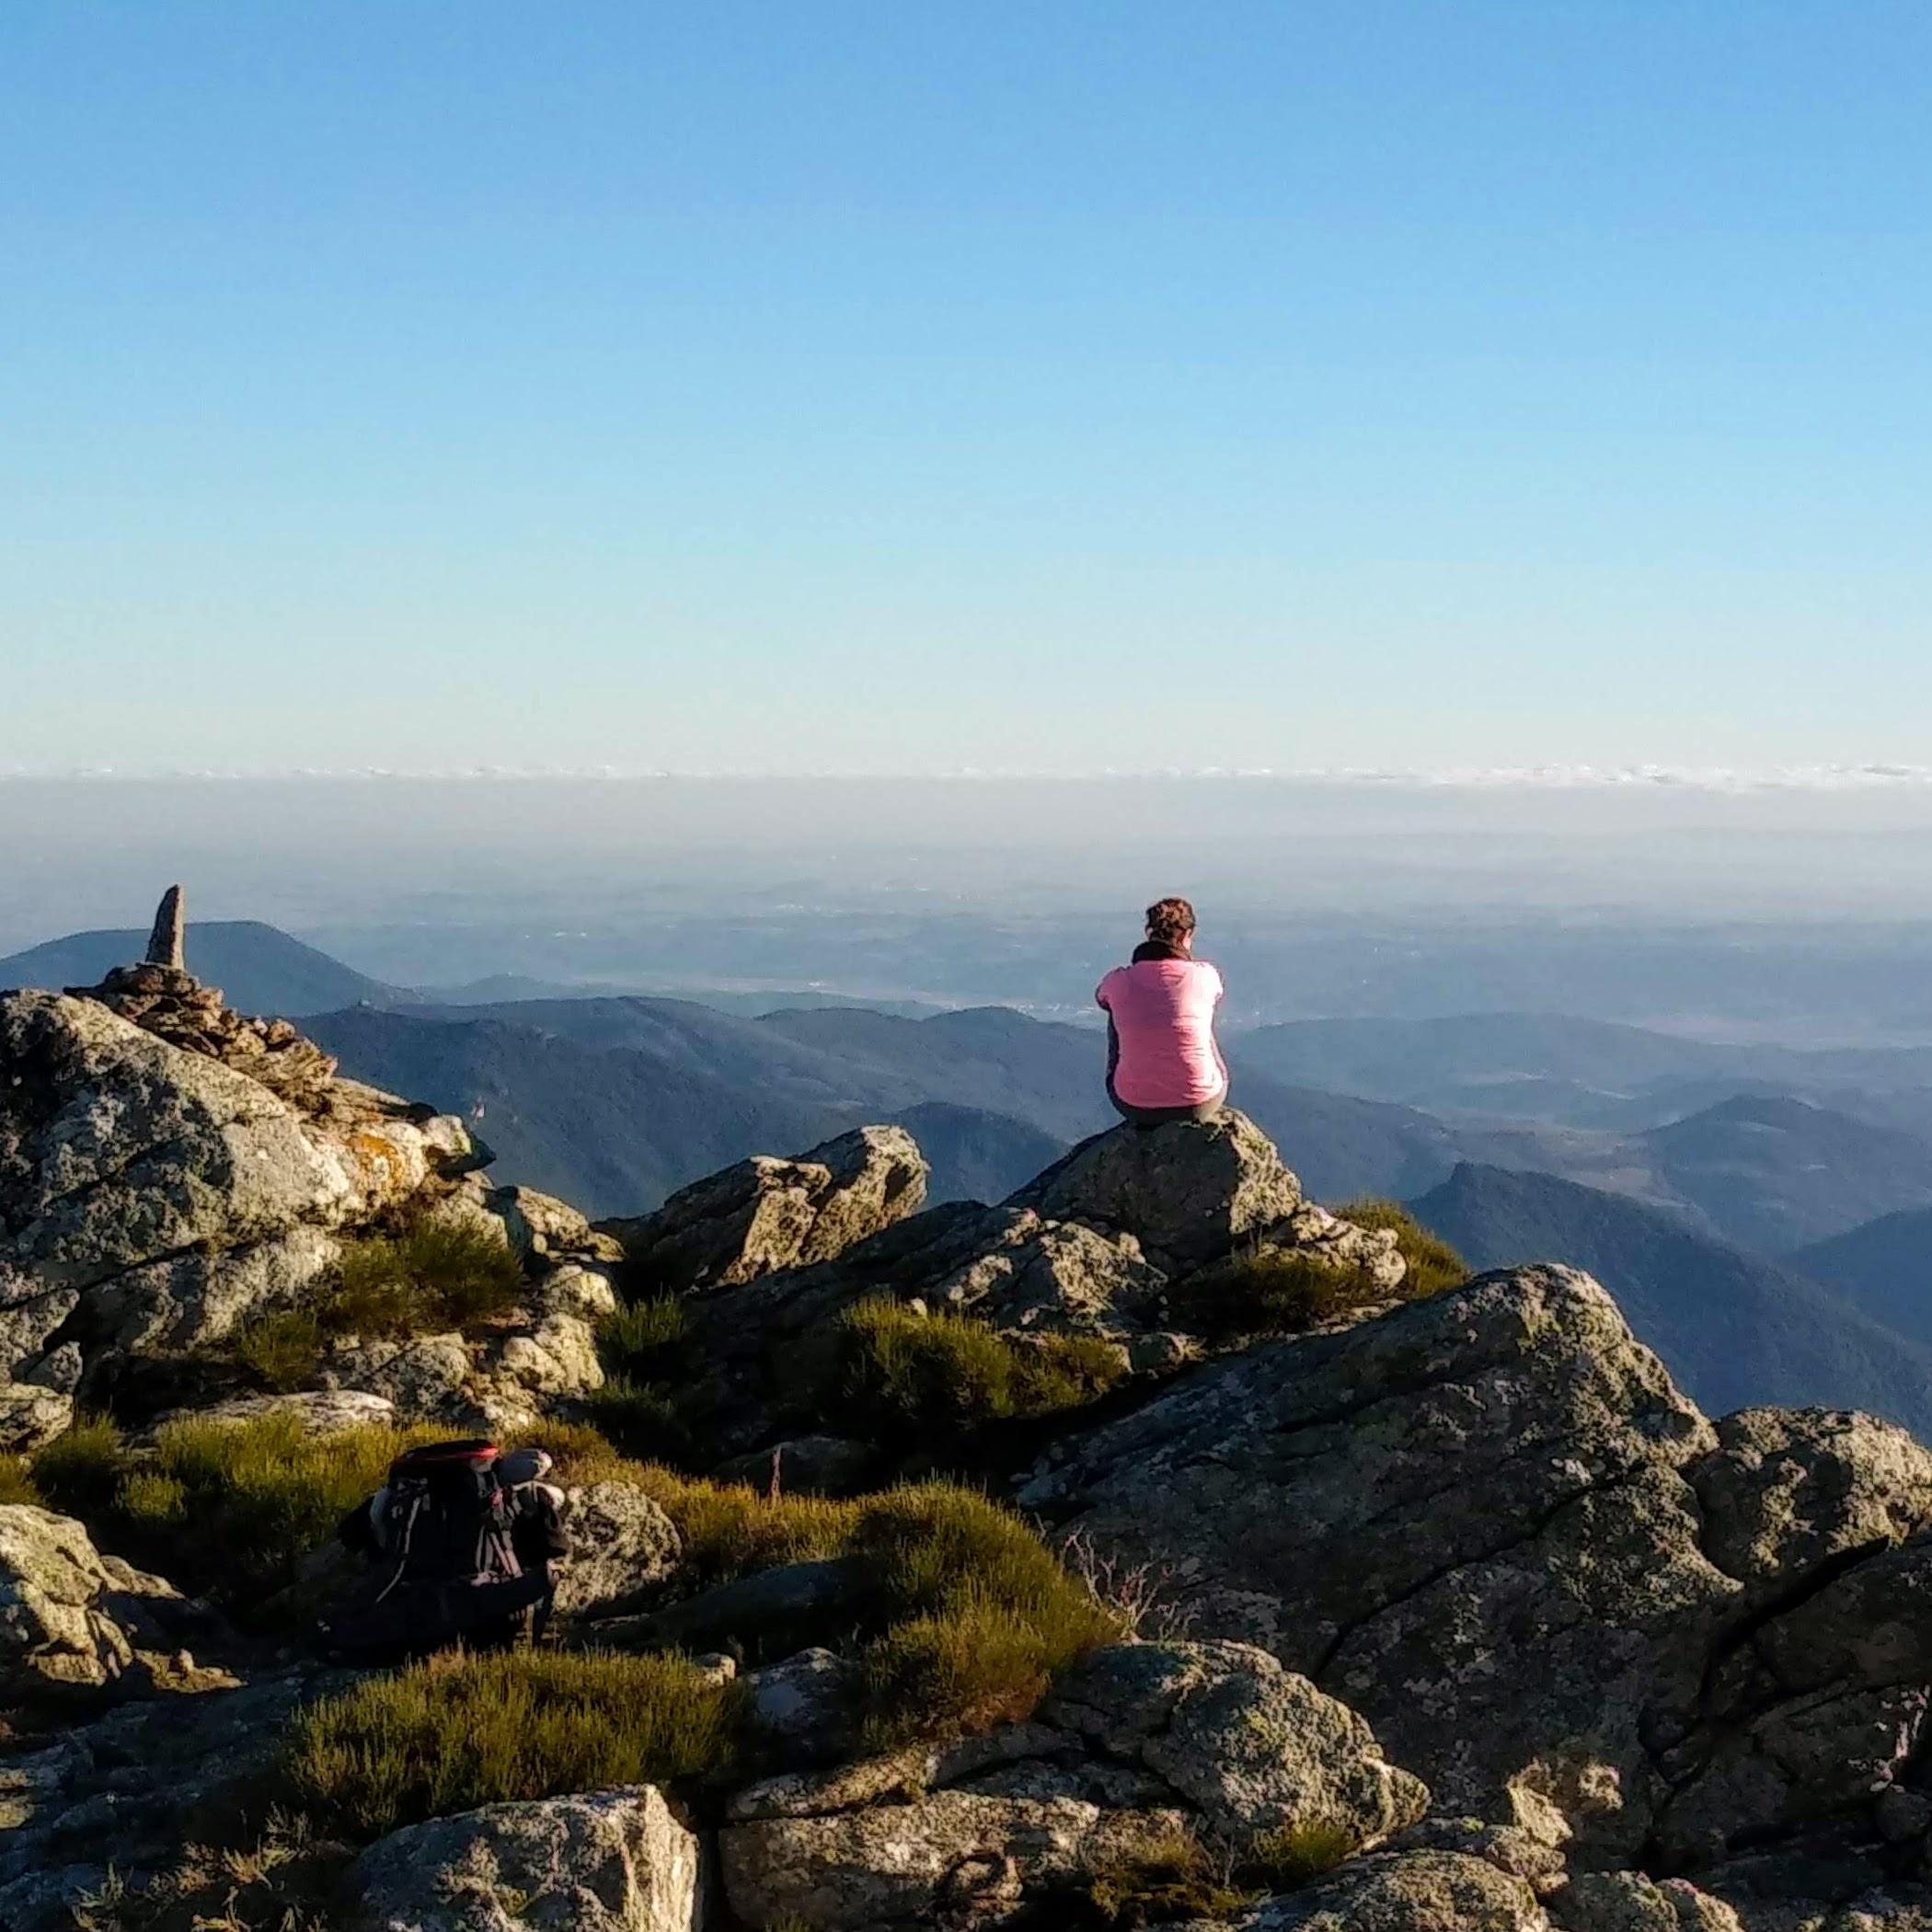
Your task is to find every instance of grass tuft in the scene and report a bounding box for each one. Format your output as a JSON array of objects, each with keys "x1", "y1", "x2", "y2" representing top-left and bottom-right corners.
[
  {"x1": 1244, "y1": 1818, "x2": 1362, "y2": 1887},
  {"x1": 581, "y1": 1377, "x2": 688, "y2": 1462},
  {"x1": 29, "y1": 1413, "x2": 128, "y2": 1518},
  {"x1": 592, "y1": 1464, "x2": 1118, "y2": 1749},
  {"x1": 283, "y1": 1647, "x2": 742, "y2": 1842},
  {"x1": 224, "y1": 1221, "x2": 529, "y2": 1395},
  {"x1": 34, "y1": 1411, "x2": 464, "y2": 1617},
  {"x1": 1169, "y1": 1247, "x2": 1383, "y2": 1341},
  {"x1": 0, "y1": 1456, "x2": 41, "y2": 1508},
  {"x1": 597, "y1": 1294, "x2": 690, "y2": 1374},
  {"x1": 1086, "y1": 1823, "x2": 1256, "y2": 1926},
  {"x1": 69, "y1": 1811, "x2": 348, "y2": 1932},
  {"x1": 325, "y1": 1221, "x2": 527, "y2": 1339},
  {"x1": 838, "y1": 1297, "x2": 1126, "y2": 1432},
  {"x1": 230, "y1": 1308, "x2": 325, "y2": 1393},
  {"x1": 1335, "y1": 1199, "x2": 1472, "y2": 1299},
  {"x1": 853, "y1": 1482, "x2": 1121, "y2": 1747}
]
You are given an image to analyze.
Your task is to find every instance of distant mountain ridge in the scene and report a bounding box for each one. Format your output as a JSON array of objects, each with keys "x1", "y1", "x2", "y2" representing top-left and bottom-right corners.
[
  {"x1": 14, "y1": 919, "x2": 1932, "y2": 1260},
  {"x1": 0, "y1": 921, "x2": 403, "y2": 1018},
  {"x1": 303, "y1": 995, "x2": 1494, "y2": 1217}
]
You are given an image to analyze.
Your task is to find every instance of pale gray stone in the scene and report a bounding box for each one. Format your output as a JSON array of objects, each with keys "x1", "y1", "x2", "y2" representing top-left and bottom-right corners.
[
  {"x1": 604, "y1": 1124, "x2": 928, "y2": 1294},
  {"x1": 346, "y1": 1785, "x2": 701, "y2": 1932},
  {"x1": 144, "y1": 885, "x2": 185, "y2": 972},
  {"x1": 1006, "y1": 1108, "x2": 1302, "y2": 1275},
  {"x1": 550, "y1": 1482, "x2": 681, "y2": 1621},
  {"x1": 0, "y1": 1505, "x2": 189, "y2": 1693},
  {"x1": 1239, "y1": 1849, "x2": 1549, "y2": 1930},
  {"x1": 0, "y1": 1383, "x2": 71, "y2": 1452},
  {"x1": 1046, "y1": 1639, "x2": 1428, "y2": 1844}
]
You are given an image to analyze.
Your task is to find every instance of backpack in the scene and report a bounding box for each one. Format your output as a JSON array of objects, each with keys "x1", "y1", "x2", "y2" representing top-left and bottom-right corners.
[{"x1": 321, "y1": 1439, "x2": 549, "y2": 1662}]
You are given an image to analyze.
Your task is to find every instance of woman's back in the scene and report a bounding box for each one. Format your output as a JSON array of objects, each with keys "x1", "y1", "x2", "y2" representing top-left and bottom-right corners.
[{"x1": 1098, "y1": 949, "x2": 1225, "y2": 1110}]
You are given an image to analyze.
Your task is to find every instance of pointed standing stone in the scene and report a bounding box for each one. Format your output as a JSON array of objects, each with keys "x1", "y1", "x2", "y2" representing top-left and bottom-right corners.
[{"x1": 144, "y1": 885, "x2": 186, "y2": 971}]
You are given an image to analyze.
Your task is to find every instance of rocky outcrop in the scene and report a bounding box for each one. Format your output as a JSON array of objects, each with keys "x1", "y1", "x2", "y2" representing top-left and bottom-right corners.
[
  {"x1": 1006, "y1": 1110, "x2": 1303, "y2": 1276},
  {"x1": 1688, "y1": 1407, "x2": 1932, "y2": 1591},
  {"x1": 13, "y1": 966, "x2": 1932, "y2": 1926},
  {"x1": 0, "y1": 1666, "x2": 329, "y2": 1928},
  {"x1": 0, "y1": 1504, "x2": 213, "y2": 1696},
  {"x1": 1553, "y1": 1869, "x2": 1744, "y2": 1931},
  {"x1": 0, "y1": 986, "x2": 480, "y2": 1397},
  {"x1": 604, "y1": 1125, "x2": 929, "y2": 1294},
  {"x1": 1044, "y1": 1639, "x2": 1428, "y2": 1842},
  {"x1": 720, "y1": 1788, "x2": 1172, "y2": 1930},
  {"x1": 1022, "y1": 1261, "x2": 1932, "y2": 1892},
  {"x1": 485, "y1": 1184, "x2": 604, "y2": 1265},
  {"x1": 1238, "y1": 1848, "x2": 1549, "y2": 1929},
  {"x1": 345, "y1": 1785, "x2": 702, "y2": 1932}
]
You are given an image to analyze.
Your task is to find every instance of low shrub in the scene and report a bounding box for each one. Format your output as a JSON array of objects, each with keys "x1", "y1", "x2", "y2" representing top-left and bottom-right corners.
[
  {"x1": 1335, "y1": 1199, "x2": 1471, "y2": 1299},
  {"x1": 70, "y1": 1811, "x2": 349, "y2": 1932},
  {"x1": 838, "y1": 1298, "x2": 1126, "y2": 1432},
  {"x1": 608, "y1": 1465, "x2": 1117, "y2": 1748},
  {"x1": 283, "y1": 1647, "x2": 743, "y2": 1842},
  {"x1": 34, "y1": 1411, "x2": 455, "y2": 1616},
  {"x1": 223, "y1": 1222, "x2": 529, "y2": 1395},
  {"x1": 135, "y1": 1411, "x2": 420, "y2": 1604},
  {"x1": 511, "y1": 1416, "x2": 634, "y2": 1483},
  {"x1": 0, "y1": 1456, "x2": 41, "y2": 1508},
  {"x1": 624, "y1": 1466, "x2": 859, "y2": 1588},
  {"x1": 29, "y1": 1413, "x2": 128, "y2": 1518},
  {"x1": 597, "y1": 1294, "x2": 690, "y2": 1376},
  {"x1": 1085, "y1": 1823, "x2": 1255, "y2": 1926},
  {"x1": 854, "y1": 1482, "x2": 1121, "y2": 1747},
  {"x1": 581, "y1": 1376, "x2": 688, "y2": 1462},
  {"x1": 1244, "y1": 1818, "x2": 1361, "y2": 1887},
  {"x1": 1169, "y1": 1247, "x2": 1382, "y2": 1341},
  {"x1": 230, "y1": 1308, "x2": 325, "y2": 1393},
  {"x1": 324, "y1": 1221, "x2": 527, "y2": 1340}
]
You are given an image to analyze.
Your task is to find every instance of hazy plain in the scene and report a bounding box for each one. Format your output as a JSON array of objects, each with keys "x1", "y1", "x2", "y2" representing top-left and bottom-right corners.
[{"x1": 6, "y1": 775, "x2": 1932, "y2": 1041}]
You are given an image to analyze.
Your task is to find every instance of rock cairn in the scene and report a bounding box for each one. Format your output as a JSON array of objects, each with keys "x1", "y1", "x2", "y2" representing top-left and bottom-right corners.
[{"x1": 70, "y1": 886, "x2": 339, "y2": 1112}]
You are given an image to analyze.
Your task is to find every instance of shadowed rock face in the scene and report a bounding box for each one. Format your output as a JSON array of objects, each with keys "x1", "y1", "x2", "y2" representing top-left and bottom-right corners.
[
  {"x1": 0, "y1": 1504, "x2": 211, "y2": 1696},
  {"x1": 1022, "y1": 1265, "x2": 1932, "y2": 1874}
]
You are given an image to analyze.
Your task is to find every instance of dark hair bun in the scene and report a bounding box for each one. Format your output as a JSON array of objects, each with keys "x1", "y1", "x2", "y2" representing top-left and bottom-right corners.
[{"x1": 1145, "y1": 897, "x2": 1196, "y2": 944}]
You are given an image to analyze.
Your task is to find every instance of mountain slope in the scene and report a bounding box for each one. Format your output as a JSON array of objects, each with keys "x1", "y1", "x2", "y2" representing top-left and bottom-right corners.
[
  {"x1": 1791, "y1": 1206, "x2": 1932, "y2": 1344},
  {"x1": 309, "y1": 998, "x2": 1483, "y2": 1217},
  {"x1": 885, "y1": 1102, "x2": 1066, "y2": 1206},
  {"x1": 1236, "y1": 1010, "x2": 1932, "y2": 1130},
  {"x1": 0, "y1": 921, "x2": 402, "y2": 1017},
  {"x1": 1641, "y1": 1093, "x2": 1932, "y2": 1251},
  {"x1": 1411, "y1": 1162, "x2": 1932, "y2": 1433},
  {"x1": 307, "y1": 1006, "x2": 852, "y2": 1213}
]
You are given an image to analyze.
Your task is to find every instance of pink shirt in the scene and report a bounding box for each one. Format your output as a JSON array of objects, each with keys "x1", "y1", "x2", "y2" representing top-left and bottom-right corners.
[{"x1": 1097, "y1": 957, "x2": 1227, "y2": 1109}]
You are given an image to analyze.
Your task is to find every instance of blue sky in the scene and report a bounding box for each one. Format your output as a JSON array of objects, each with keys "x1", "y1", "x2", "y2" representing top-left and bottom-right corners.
[{"x1": 4, "y1": 3, "x2": 1929, "y2": 776}]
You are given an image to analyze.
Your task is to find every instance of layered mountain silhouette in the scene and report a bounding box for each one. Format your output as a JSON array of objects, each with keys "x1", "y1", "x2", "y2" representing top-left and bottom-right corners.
[
  {"x1": 0, "y1": 921, "x2": 401, "y2": 1017},
  {"x1": 1413, "y1": 1162, "x2": 1932, "y2": 1435},
  {"x1": 1641, "y1": 1092, "x2": 1932, "y2": 1251},
  {"x1": 305, "y1": 997, "x2": 1475, "y2": 1214}
]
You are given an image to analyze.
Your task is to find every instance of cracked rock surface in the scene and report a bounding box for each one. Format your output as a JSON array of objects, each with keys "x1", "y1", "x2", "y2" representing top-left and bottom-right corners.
[{"x1": 1024, "y1": 1263, "x2": 1932, "y2": 1876}]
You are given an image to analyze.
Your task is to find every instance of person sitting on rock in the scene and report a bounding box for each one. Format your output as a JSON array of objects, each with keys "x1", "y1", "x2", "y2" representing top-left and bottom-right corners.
[{"x1": 1096, "y1": 896, "x2": 1228, "y2": 1128}]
